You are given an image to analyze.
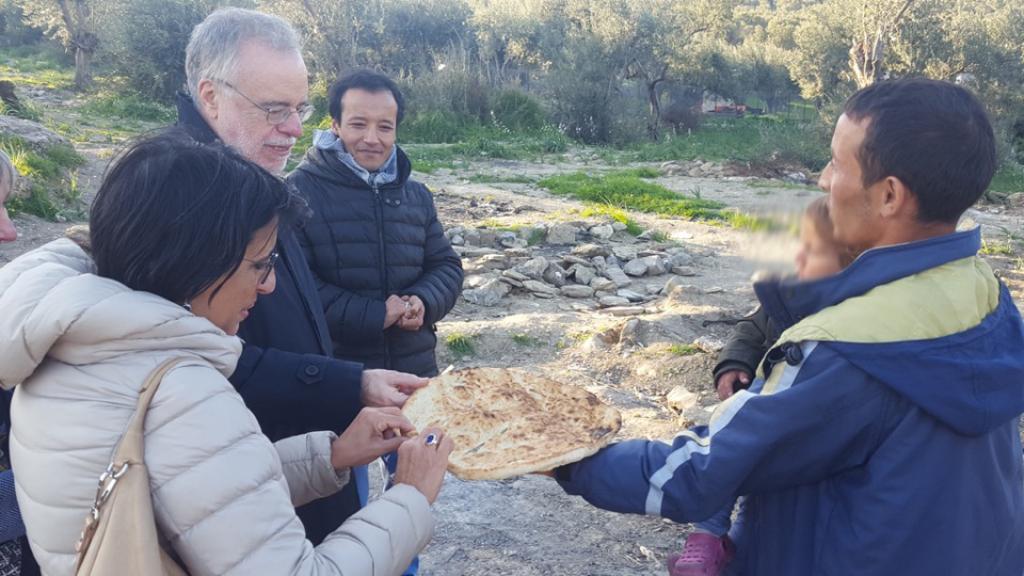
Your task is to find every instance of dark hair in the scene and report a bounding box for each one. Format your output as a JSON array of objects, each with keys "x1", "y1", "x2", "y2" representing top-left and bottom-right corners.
[
  {"x1": 90, "y1": 129, "x2": 304, "y2": 306},
  {"x1": 328, "y1": 69, "x2": 405, "y2": 126},
  {"x1": 843, "y1": 78, "x2": 996, "y2": 224},
  {"x1": 803, "y1": 196, "x2": 858, "y2": 268}
]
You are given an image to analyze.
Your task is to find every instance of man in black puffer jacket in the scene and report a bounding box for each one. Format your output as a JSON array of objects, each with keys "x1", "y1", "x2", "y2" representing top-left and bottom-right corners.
[{"x1": 289, "y1": 71, "x2": 463, "y2": 378}]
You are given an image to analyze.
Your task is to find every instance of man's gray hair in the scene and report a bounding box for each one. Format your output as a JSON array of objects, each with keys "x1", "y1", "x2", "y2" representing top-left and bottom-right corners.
[
  {"x1": 185, "y1": 8, "x2": 301, "y2": 99},
  {"x1": 0, "y1": 149, "x2": 16, "y2": 191}
]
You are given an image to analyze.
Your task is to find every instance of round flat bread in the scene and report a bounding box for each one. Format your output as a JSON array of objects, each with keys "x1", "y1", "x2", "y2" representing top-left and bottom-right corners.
[{"x1": 402, "y1": 367, "x2": 621, "y2": 480}]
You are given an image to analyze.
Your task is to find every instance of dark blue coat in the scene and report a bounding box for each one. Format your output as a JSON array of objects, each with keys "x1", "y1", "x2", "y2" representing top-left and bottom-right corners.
[
  {"x1": 175, "y1": 94, "x2": 366, "y2": 545},
  {"x1": 288, "y1": 145, "x2": 463, "y2": 377}
]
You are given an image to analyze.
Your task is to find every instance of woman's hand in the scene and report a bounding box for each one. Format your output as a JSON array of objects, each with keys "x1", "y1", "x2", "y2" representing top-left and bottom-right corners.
[
  {"x1": 393, "y1": 427, "x2": 453, "y2": 504},
  {"x1": 331, "y1": 407, "x2": 417, "y2": 469}
]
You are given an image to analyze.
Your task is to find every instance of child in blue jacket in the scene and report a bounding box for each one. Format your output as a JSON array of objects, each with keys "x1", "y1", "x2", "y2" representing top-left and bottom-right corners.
[{"x1": 669, "y1": 196, "x2": 856, "y2": 576}]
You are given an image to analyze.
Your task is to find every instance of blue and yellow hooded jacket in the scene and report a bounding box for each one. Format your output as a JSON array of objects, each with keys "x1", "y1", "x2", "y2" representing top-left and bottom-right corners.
[{"x1": 558, "y1": 228, "x2": 1024, "y2": 575}]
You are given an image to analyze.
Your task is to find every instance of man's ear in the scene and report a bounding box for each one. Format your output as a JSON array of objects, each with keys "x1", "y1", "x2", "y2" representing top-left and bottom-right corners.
[
  {"x1": 196, "y1": 78, "x2": 220, "y2": 119},
  {"x1": 330, "y1": 118, "x2": 341, "y2": 135},
  {"x1": 878, "y1": 175, "x2": 916, "y2": 220}
]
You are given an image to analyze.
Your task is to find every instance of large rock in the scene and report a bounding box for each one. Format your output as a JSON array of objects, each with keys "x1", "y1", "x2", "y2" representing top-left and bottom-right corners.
[
  {"x1": 572, "y1": 265, "x2": 596, "y2": 286},
  {"x1": 625, "y1": 255, "x2": 667, "y2": 277},
  {"x1": 463, "y1": 274, "x2": 493, "y2": 289},
  {"x1": 604, "y1": 266, "x2": 633, "y2": 288},
  {"x1": 671, "y1": 266, "x2": 698, "y2": 277},
  {"x1": 462, "y1": 279, "x2": 510, "y2": 306},
  {"x1": 641, "y1": 255, "x2": 667, "y2": 275},
  {"x1": 515, "y1": 256, "x2": 549, "y2": 279},
  {"x1": 561, "y1": 285, "x2": 595, "y2": 299},
  {"x1": 477, "y1": 254, "x2": 511, "y2": 270},
  {"x1": 543, "y1": 263, "x2": 567, "y2": 287},
  {"x1": 0, "y1": 115, "x2": 70, "y2": 151},
  {"x1": 547, "y1": 223, "x2": 579, "y2": 245},
  {"x1": 590, "y1": 277, "x2": 616, "y2": 292},
  {"x1": 617, "y1": 289, "x2": 646, "y2": 302},
  {"x1": 668, "y1": 251, "x2": 694, "y2": 268},
  {"x1": 590, "y1": 224, "x2": 614, "y2": 240},
  {"x1": 666, "y1": 385, "x2": 699, "y2": 412},
  {"x1": 477, "y1": 229, "x2": 498, "y2": 247},
  {"x1": 497, "y1": 231, "x2": 519, "y2": 248},
  {"x1": 572, "y1": 243, "x2": 610, "y2": 258},
  {"x1": 612, "y1": 245, "x2": 638, "y2": 261},
  {"x1": 623, "y1": 258, "x2": 649, "y2": 277},
  {"x1": 598, "y1": 295, "x2": 631, "y2": 307},
  {"x1": 523, "y1": 280, "x2": 559, "y2": 296},
  {"x1": 591, "y1": 256, "x2": 608, "y2": 273}
]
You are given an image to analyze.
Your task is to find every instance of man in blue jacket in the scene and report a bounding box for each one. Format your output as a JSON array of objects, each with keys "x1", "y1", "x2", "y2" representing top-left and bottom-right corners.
[
  {"x1": 177, "y1": 8, "x2": 427, "y2": 545},
  {"x1": 553, "y1": 78, "x2": 1024, "y2": 575}
]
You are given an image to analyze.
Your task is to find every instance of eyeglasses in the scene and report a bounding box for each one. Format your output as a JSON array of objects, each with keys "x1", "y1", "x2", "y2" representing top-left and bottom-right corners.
[
  {"x1": 246, "y1": 251, "x2": 279, "y2": 285},
  {"x1": 218, "y1": 80, "x2": 314, "y2": 126}
]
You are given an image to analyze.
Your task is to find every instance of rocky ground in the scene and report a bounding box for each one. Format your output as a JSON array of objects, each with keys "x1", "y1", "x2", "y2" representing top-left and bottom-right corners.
[{"x1": 3, "y1": 90, "x2": 1024, "y2": 575}]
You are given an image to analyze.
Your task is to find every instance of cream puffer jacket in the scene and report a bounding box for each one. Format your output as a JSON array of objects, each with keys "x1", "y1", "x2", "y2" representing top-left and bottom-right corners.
[{"x1": 0, "y1": 239, "x2": 434, "y2": 576}]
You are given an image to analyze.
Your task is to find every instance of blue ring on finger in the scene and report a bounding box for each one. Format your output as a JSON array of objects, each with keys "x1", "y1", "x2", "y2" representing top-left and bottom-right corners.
[{"x1": 424, "y1": 433, "x2": 439, "y2": 446}]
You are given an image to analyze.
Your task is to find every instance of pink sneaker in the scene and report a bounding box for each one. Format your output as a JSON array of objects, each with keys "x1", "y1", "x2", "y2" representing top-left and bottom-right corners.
[{"x1": 666, "y1": 533, "x2": 735, "y2": 576}]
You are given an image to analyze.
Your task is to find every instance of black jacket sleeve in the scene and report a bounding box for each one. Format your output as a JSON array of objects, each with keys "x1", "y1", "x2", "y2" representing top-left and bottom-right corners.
[
  {"x1": 712, "y1": 306, "x2": 774, "y2": 386},
  {"x1": 402, "y1": 190, "x2": 463, "y2": 326},
  {"x1": 229, "y1": 341, "x2": 364, "y2": 436}
]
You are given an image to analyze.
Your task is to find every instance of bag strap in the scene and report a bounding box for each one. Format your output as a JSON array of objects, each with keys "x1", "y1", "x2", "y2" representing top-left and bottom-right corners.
[{"x1": 77, "y1": 357, "x2": 187, "y2": 556}]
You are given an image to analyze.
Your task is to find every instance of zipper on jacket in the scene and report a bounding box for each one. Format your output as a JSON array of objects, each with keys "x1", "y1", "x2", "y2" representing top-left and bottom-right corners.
[{"x1": 374, "y1": 183, "x2": 392, "y2": 369}]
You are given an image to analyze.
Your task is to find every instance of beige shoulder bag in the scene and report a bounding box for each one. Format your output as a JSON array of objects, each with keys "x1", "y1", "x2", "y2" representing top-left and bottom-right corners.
[{"x1": 74, "y1": 357, "x2": 189, "y2": 576}]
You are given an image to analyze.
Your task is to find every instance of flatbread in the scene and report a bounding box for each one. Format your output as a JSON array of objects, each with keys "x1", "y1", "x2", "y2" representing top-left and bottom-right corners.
[{"x1": 402, "y1": 367, "x2": 621, "y2": 480}]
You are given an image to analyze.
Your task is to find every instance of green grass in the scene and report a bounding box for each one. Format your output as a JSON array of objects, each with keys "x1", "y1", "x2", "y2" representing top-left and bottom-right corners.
[
  {"x1": 0, "y1": 98, "x2": 43, "y2": 122},
  {"x1": 511, "y1": 333, "x2": 544, "y2": 347},
  {"x1": 980, "y1": 238, "x2": 1015, "y2": 256},
  {"x1": 76, "y1": 92, "x2": 175, "y2": 123},
  {"x1": 538, "y1": 170, "x2": 727, "y2": 221},
  {"x1": 611, "y1": 166, "x2": 660, "y2": 179},
  {"x1": 990, "y1": 163, "x2": 1024, "y2": 196},
  {"x1": 668, "y1": 344, "x2": 701, "y2": 356},
  {"x1": 747, "y1": 178, "x2": 819, "y2": 191},
  {"x1": 0, "y1": 45, "x2": 74, "y2": 89},
  {"x1": 445, "y1": 332, "x2": 476, "y2": 358},
  {"x1": 596, "y1": 117, "x2": 829, "y2": 171},
  {"x1": 466, "y1": 173, "x2": 535, "y2": 184},
  {"x1": 1, "y1": 134, "x2": 86, "y2": 220},
  {"x1": 579, "y1": 204, "x2": 643, "y2": 235}
]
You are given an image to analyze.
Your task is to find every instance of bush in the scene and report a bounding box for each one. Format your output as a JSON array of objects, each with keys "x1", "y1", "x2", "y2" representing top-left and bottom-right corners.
[
  {"x1": 1, "y1": 134, "x2": 85, "y2": 220},
  {"x1": 489, "y1": 88, "x2": 546, "y2": 132},
  {"x1": 95, "y1": 0, "x2": 212, "y2": 102},
  {"x1": 403, "y1": 110, "x2": 474, "y2": 143}
]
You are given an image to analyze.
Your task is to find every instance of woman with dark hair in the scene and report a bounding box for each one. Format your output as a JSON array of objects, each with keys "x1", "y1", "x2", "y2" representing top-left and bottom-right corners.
[{"x1": 0, "y1": 130, "x2": 451, "y2": 576}]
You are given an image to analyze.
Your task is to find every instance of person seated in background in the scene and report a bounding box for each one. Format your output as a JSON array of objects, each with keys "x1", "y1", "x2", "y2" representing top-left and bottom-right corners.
[
  {"x1": 0, "y1": 131, "x2": 452, "y2": 576},
  {"x1": 668, "y1": 195, "x2": 857, "y2": 576},
  {"x1": 547, "y1": 79, "x2": 1024, "y2": 576}
]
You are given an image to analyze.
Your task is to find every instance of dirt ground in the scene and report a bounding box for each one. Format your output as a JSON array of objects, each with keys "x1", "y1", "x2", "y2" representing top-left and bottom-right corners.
[{"x1": 4, "y1": 106, "x2": 1024, "y2": 576}]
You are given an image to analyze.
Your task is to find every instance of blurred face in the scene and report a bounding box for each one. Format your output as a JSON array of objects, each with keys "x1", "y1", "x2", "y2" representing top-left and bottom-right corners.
[
  {"x1": 198, "y1": 41, "x2": 309, "y2": 174},
  {"x1": 333, "y1": 88, "x2": 398, "y2": 171},
  {"x1": 818, "y1": 114, "x2": 885, "y2": 254},
  {"x1": 0, "y1": 172, "x2": 16, "y2": 243},
  {"x1": 190, "y1": 221, "x2": 278, "y2": 335},
  {"x1": 795, "y1": 215, "x2": 843, "y2": 281}
]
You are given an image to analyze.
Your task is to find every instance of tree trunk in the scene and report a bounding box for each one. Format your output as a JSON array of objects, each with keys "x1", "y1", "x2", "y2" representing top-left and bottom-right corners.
[
  {"x1": 73, "y1": 44, "x2": 93, "y2": 90},
  {"x1": 646, "y1": 80, "x2": 662, "y2": 141}
]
